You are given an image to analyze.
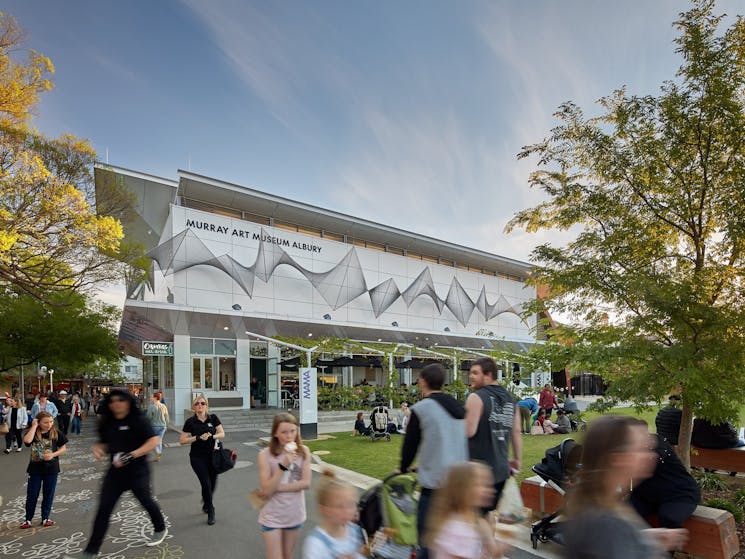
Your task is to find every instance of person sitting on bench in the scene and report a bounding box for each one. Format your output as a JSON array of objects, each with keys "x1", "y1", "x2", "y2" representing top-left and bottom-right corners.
[{"x1": 630, "y1": 419, "x2": 700, "y2": 529}]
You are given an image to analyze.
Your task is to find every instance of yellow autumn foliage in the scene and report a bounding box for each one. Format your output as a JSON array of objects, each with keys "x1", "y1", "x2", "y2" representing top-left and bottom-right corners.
[{"x1": 0, "y1": 12, "x2": 124, "y2": 300}]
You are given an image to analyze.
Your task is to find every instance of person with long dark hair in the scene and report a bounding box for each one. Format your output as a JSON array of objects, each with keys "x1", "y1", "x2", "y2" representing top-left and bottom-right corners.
[
  {"x1": 64, "y1": 389, "x2": 167, "y2": 559},
  {"x1": 21, "y1": 411, "x2": 66, "y2": 528},
  {"x1": 563, "y1": 415, "x2": 688, "y2": 559},
  {"x1": 179, "y1": 394, "x2": 225, "y2": 525}
]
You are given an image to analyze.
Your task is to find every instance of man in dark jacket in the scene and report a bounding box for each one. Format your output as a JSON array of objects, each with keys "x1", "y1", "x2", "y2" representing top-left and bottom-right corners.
[
  {"x1": 691, "y1": 418, "x2": 744, "y2": 449},
  {"x1": 655, "y1": 396, "x2": 682, "y2": 445},
  {"x1": 64, "y1": 389, "x2": 167, "y2": 559},
  {"x1": 631, "y1": 420, "x2": 700, "y2": 528},
  {"x1": 56, "y1": 391, "x2": 72, "y2": 435},
  {"x1": 400, "y1": 363, "x2": 467, "y2": 559}
]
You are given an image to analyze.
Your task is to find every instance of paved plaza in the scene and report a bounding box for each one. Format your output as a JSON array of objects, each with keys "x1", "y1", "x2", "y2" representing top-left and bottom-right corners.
[{"x1": 0, "y1": 420, "x2": 553, "y2": 559}]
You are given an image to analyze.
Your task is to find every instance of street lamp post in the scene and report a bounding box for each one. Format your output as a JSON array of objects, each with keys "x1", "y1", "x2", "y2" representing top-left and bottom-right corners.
[
  {"x1": 38, "y1": 365, "x2": 47, "y2": 393},
  {"x1": 49, "y1": 369, "x2": 55, "y2": 393}
]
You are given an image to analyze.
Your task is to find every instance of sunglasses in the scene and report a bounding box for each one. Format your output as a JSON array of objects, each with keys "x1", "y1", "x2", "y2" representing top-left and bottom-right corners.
[{"x1": 194, "y1": 402, "x2": 207, "y2": 406}]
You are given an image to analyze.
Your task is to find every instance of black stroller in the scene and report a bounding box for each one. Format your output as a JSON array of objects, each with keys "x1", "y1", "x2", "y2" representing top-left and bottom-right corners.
[
  {"x1": 529, "y1": 438, "x2": 582, "y2": 549},
  {"x1": 370, "y1": 406, "x2": 392, "y2": 442}
]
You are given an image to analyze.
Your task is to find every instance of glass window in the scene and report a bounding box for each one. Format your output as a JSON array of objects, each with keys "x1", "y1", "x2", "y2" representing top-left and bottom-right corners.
[
  {"x1": 274, "y1": 220, "x2": 298, "y2": 232},
  {"x1": 297, "y1": 226, "x2": 321, "y2": 238},
  {"x1": 386, "y1": 246, "x2": 404, "y2": 256},
  {"x1": 191, "y1": 338, "x2": 213, "y2": 355},
  {"x1": 205, "y1": 358, "x2": 214, "y2": 390},
  {"x1": 218, "y1": 357, "x2": 236, "y2": 390},
  {"x1": 366, "y1": 241, "x2": 385, "y2": 252},
  {"x1": 152, "y1": 358, "x2": 160, "y2": 391},
  {"x1": 192, "y1": 358, "x2": 201, "y2": 389},
  {"x1": 214, "y1": 339, "x2": 236, "y2": 356},
  {"x1": 322, "y1": 231, "x2": 344, "y2": 242},
  {"x1": 250, "y1": 341, "x2": 268, "y2": 357},
  {"x1": 242, "y1": 212, "x2": 271, "y2": 225},
  {"x1": 164, "y1": 358, "x2": 174, "y2": 389}
]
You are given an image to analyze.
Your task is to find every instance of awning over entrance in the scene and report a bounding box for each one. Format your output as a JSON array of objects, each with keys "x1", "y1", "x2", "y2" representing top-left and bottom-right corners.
[{"x1": 119, "y1": 300, "x2": 537, "y2": 355}]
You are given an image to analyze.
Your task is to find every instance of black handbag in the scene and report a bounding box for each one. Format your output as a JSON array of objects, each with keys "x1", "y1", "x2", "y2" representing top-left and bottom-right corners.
[{"x1": 212, "y1": 441, "x2": 237, "y2": 474}]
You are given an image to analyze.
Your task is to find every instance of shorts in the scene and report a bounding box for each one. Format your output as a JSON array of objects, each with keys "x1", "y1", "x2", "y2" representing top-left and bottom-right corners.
[{"x1": 260, "y1": 523, "x2": 303, "y2": 532}]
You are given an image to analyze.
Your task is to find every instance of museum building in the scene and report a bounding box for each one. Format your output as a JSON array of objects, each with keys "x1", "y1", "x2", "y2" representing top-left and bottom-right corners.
[{"x1": 96, "y1": 165, "x2": 538, "y2": 425}]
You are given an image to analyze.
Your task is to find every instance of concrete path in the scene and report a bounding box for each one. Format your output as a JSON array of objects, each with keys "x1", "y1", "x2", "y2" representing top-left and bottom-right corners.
[{"x1": 0, "y1": 415, "x2": 562, "y2": 559}]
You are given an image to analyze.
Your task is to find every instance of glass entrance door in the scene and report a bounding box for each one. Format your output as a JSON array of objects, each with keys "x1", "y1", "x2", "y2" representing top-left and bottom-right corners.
[
  {"x1": 192, "y1": 357, "x2": 215, "y2": 391},
  {"x1": 266, "y1": 357, "x2": 279, "y2": 408}
]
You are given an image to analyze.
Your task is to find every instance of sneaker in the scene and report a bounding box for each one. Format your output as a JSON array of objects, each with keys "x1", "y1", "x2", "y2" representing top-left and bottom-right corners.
[
  {"x1": 4, "y1": 449, "x2": 10, "y2": 454},
  {"x1": 42, "y1": 519, "x2": 55, "y2": 527},
  {"x1": 20, "y1": 520, "x2": 32, "y2": 529},
  {"x1": 147, "y1": 528, "x2": 168, "y2": 547},
  {"x1": 16, "y1": 447, "x2": 21, "y2": 452}
]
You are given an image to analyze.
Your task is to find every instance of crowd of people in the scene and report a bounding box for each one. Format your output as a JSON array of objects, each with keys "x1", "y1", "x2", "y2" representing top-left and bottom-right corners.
[{"x1": 1, "y1": 370, "x2": 740, "y2": 559}]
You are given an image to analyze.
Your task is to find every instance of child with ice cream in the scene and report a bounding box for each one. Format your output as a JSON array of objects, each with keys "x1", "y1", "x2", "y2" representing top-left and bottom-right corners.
[{"x1": 257, "y1": 412, "x2": 311, "y2": 559}]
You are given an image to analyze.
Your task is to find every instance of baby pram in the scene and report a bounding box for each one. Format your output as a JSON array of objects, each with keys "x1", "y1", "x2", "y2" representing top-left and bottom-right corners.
[
  {"x1": 370, "y1": 406, "x2": 392, "y2": 442},
  {"x1": 358, "y1": 472, "x2": 419, "y2": 559},
  {"x1": 529, "y1": 438, "x2": 582, "y2": 549}
]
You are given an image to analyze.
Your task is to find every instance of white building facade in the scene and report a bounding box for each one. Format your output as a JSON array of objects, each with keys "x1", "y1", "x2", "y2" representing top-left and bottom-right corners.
[{"x1": 97, "y1": 166, "x2": 538, "y2": 425}]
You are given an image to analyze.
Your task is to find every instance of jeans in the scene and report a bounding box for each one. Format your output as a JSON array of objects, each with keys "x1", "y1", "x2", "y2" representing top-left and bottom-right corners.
[
  {"x1": 416, "y1": 487, "x2": 434, "y2": 559},
  {"x1": 190, "y1": 454, "x2": 217, "y2": 513},
  {"x1": 26, "y1": 472, "x2": 58, "y2": 521},
  {"x1": 71, "y1": 415, "x2": 82, "y2": 435},
  {"x1": 85, "y1": 467, "x2": 165, "y2": 554},
  {"x1": 153, "y1": 425, "x2": 165, "y2": 454},
  {"x1": 5, "y1": 427, "x2": 23, "y2": 449}
]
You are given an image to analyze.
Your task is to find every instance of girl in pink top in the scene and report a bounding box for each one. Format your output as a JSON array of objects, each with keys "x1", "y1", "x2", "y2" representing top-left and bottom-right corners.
[
  {"x1": 258, "y1": 412, "x2": 312, "y2": 559},
  {"x1": 427, "y1": 462, "x2": 507, "y2": 559}
]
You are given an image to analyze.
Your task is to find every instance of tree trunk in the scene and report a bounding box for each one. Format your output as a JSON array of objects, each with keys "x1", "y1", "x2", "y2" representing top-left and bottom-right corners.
[{"x1": 677, "y1": 404, "x2": 694, "y2": 469}]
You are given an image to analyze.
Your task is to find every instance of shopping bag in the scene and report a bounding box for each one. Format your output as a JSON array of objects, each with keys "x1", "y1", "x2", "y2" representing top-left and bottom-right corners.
[{"x1": 496, "y1": 477, "x2": 525, "y2": 524}]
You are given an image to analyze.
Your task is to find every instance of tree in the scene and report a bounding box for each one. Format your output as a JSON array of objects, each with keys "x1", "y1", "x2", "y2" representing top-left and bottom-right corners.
[
  {"x1": 508, "y1": 0, "x2": 745, "y2": 466},
  {"x1": 0, "y1": 288, "x2": 121, "y2": 376},
  {"x1": 0, "y1": 12, "x2": 123, "y2": 302}
]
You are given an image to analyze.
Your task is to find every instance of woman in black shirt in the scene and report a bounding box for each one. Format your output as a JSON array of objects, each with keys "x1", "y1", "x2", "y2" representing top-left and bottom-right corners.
[{"x1": 179, "y1": 395, "x2": 226, "y2": 525}]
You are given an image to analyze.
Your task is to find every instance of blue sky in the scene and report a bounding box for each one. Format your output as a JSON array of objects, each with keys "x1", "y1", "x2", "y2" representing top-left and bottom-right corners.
[{"x1": 9, "y1": 0, "x2": 743, "y2": 274}]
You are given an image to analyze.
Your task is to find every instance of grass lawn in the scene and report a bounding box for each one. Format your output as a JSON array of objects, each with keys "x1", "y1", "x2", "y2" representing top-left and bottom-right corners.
[{"x1": 306, "y1": 406, "x2": 662, "y2": 483}]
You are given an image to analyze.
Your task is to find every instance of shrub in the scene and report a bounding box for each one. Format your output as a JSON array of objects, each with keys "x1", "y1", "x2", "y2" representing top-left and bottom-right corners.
[
  {"x1": 695, "y1": 472, "x2": 729, "y2": 491},
  {"x1": 734, "y1": 487, "x2": 745, "y2": 510},
  {"x1": 704, "y1": 498, "x2": 744, "y2": 523}
]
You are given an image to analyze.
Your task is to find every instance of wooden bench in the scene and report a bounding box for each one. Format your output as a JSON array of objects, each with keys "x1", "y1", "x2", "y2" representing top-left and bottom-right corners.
[
  {"x1": 690, "y1": 446, "x2": 745, "y2": 473},
  {"x1": 520, "y1": 476, "x2": 740, "y2": 559}
]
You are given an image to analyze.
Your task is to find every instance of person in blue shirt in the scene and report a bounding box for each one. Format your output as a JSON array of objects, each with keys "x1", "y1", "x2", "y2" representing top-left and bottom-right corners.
[
  {"x1": 31, "y1": 394, "x2": 58, "y2": 420},
  {"x1": 516, "y1": 397, "x2": 538, "y2": 434}
]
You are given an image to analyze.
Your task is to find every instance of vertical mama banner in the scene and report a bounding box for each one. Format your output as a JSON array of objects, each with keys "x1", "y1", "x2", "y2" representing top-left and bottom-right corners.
[{"x1": 298, "y1": 368, "x2": 317, "y2": 432}]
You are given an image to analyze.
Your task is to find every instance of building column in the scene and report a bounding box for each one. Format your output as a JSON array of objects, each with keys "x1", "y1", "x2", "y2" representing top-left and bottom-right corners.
[
  {"x1": 172, "y1": 334, "x2": 191, "y2": 426},
  {"x1": 236, "y1": 338, "x2": 251, "y2": 409}
]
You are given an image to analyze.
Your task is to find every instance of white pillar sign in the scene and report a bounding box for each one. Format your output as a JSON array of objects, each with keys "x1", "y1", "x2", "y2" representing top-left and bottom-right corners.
[{"x1": 299, "y1": 367, "x2": 317, "y2": 438}]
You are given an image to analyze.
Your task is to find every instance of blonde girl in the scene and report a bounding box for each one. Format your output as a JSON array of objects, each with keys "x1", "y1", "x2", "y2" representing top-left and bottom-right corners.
[
  {"x1": 21, "y1": 411, "x2": 68, "y2": 528},
  {"x1": 426, "y1": 462, "x2": 506, "y2": 559},
  {"x1": 302, "y1": 471, "x2": 365, "y2": 559},
  {"x1": 258, "y1": 412, "x2": 311, "y2": 559}
]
